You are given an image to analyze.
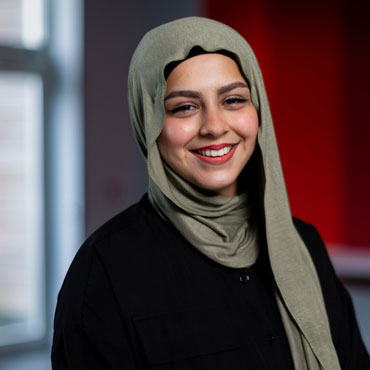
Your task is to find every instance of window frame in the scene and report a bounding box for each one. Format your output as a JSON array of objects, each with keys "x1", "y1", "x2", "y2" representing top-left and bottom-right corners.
[
  {"x1": 0, "y1": 0, "x2": 84, "y2": 357},
  {"x1": 0, "y1": 43, "x2": 49, "y2": 354}
]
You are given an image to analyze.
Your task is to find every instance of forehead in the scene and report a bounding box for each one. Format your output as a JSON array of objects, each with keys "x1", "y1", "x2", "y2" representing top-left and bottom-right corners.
[{"x1": 165, "y1": 53, "x2": 246, "y2": 89}]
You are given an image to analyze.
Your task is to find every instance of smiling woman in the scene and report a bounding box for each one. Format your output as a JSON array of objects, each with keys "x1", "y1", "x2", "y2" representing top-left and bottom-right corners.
[
  {"x1": 51, "y1": 17, "x2": 370, "y2": 370},
  {"x1": 158, "y1": 53, "x2": 259, "y2": 197}
]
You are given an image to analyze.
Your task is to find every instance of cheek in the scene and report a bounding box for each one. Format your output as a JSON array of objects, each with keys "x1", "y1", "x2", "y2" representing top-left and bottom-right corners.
[
  {"x1": 159, "y1": 118, "x2": 198, "y2": 150},
  {"x1": 233, "y1": 110, "x2": 259, "y2": 140}
]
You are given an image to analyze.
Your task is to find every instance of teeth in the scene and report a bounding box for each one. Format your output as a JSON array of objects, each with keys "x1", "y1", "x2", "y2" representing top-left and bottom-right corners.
[{"x1": 197, "y1": 145, "x2": 233, "y2": 157}]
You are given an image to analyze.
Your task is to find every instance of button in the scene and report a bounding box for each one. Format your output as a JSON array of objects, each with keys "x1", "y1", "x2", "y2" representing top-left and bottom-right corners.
[
  {"x1": 266, "y1": 334, "x2": 275, "y2": 344},
  {"x1": 239, "y1": 274, "x2": 250, "y2": 283}
]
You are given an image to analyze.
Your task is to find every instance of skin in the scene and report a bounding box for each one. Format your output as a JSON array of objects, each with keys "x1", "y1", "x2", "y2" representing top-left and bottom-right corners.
[{"x1": 157, "y1": 53, "x2": 259, "y2": 197}]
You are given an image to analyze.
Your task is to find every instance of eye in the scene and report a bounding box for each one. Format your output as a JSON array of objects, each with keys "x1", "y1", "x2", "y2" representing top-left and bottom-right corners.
[
  {"x1": 169, "y1": 104, "x2": 196, "y2": 114},
  {"x1": 224, "y1": 97, "x2": 247, "y2": 106}
]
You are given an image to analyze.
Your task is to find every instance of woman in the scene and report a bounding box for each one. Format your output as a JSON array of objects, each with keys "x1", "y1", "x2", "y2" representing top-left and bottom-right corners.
[{"x1": 52, "y1": 17, "x2": 370, "y2": 369}]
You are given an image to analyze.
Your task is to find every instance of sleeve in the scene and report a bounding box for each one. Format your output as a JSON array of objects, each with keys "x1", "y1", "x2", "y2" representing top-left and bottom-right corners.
[
  {"x1": 294, "y1": 219, "x2": 370, "y2": 370},
  {"x1": 51, "y1": 245, "x2": 141, "y2": 370}
]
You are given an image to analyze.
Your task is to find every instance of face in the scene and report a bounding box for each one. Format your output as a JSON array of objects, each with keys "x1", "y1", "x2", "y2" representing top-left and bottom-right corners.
[{"x1": 157, "y1": 53, "x2": 259, "y2": 197}]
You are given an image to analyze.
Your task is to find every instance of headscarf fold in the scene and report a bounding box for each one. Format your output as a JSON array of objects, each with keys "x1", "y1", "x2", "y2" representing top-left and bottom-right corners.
[
  {"x1": 128, "y1": 17, "x2": 340, "y2": 370},
  {"x1": 149, "y1": 161, "x2": 259, "y2": 267}
]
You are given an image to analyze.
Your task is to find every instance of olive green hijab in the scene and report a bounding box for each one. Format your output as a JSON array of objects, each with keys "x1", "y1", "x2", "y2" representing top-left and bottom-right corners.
[{"x1": 128, "y1": 17, "x2": 340, "y2": 370}]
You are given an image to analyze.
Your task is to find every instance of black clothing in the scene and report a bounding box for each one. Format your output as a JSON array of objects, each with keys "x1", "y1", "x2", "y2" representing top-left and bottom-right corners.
[{"x1": 52, "y1": 195, "x2": 370, "y2": 369}]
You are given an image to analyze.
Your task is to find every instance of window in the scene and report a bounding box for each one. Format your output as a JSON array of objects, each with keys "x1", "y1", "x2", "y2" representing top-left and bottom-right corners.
[
  {"x1": 0, "y1": 0, "x2": 83, "y2": 360},
  {"x1": 0, "y1": 72, "x2": 44, "y2": 346},
  {"x1": 0, "y1": 0, "x2": 46, "y2": 347},
  {"x1": 0, "y1": 0, "x2": 45, "y2": 49}
]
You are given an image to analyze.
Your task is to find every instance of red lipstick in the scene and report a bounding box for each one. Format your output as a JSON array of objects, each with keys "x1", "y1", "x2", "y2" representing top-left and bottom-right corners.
[
  {"x1": 191, "y1": 143, "x2": 238, "y2": 165},
  {"x1": 193, "y1": 143, "x2": 236, "y2": 151}
]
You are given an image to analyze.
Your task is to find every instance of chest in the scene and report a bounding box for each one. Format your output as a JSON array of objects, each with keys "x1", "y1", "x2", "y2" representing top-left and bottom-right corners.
[{"x1": 101, "y1": 227, "x2": 295, "y2": 370}]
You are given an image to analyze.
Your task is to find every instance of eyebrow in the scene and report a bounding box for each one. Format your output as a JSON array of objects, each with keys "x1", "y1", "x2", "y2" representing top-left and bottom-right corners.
[
  {"x1": 164, "y1": 81, "x2": 249, "y2": 102},
  {"x1": 217, "y1": 81, "x2": 249, "y2": 95},
  {"x1": 164, "y1": 90, "x2": 201, "y2": 101}
]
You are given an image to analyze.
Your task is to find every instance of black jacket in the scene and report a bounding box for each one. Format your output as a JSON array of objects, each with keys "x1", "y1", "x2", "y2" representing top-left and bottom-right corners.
[{"x1": 52, "y1": 194, "x2": 370, "y2": 369}]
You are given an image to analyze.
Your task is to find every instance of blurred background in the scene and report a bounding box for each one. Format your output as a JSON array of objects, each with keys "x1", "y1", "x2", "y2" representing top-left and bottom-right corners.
[{"x1": 0, "y1": 0, "x2": 369, "y2": 368}]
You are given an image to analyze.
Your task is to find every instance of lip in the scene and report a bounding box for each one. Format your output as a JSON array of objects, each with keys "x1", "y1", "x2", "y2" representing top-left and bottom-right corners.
[
  {"x1": 191, "y1": 143, "x2": 238, "y2": 165},
  {"x1": 192, "y1": 143, "x2": 236, "y2": 151}
]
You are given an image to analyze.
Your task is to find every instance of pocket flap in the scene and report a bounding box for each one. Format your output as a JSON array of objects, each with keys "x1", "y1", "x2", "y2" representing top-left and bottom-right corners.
[{"x1": 133, "y1": 304, "x2": 241, "y2": 365}]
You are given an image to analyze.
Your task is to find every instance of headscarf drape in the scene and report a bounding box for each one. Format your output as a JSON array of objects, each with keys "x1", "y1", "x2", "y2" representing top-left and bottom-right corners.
[{"x1": 128, "y1": 16, "x2": 340, "y2": 370}]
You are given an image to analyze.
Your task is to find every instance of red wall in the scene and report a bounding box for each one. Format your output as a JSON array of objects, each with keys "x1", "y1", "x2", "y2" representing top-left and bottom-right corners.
[{"x1": 204, "y1": 0, "x2": 370, "y2": 248}]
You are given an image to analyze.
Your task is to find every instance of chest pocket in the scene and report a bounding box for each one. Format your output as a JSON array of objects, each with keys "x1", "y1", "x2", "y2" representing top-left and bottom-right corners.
[{"x1": 133, "y1": 304, "x2": 243, "y2": 370}]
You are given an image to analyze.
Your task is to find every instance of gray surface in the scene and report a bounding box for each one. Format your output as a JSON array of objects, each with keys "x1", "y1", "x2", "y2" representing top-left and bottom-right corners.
[
  {"x1": 348, "y1": 285, "x2": 370, "y2": 353},
  {"x1": 0, "y1": 350, "x2": 51, "y2": 370}
]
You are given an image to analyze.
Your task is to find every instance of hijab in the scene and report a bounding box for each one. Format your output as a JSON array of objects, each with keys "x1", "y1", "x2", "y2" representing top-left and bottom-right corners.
[{"x1": 128, "y1": 17, "x2": 340, "y2": 370}]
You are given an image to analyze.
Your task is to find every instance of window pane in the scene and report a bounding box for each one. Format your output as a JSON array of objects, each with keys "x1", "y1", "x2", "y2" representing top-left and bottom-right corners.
[
  {"x1": 0, "y1": 71, "x2": 44, "y2": 345},
  {"x1": 0, "y1": 0, "x2": 45, "y2": 49}
]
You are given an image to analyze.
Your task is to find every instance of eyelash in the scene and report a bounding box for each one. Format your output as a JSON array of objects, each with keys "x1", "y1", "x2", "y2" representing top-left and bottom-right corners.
[
  {"x1": 170, "y1": 104, "x2": 195, "y2": 114},
  {"x1": 168, "y1": 96, "x2": 248, "y2": 114},
  {"x1": 224, "y1": 97, "x2": 247, "y2": 105}
]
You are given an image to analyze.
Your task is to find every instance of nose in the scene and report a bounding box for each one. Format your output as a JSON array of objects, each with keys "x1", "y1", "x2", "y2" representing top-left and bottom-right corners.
[{"x1": 199, "y1": 105, "x2": 229, "y2": 137}]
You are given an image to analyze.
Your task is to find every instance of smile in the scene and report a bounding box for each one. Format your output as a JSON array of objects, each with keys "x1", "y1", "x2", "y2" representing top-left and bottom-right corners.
[
  {"x1": 191, "y1": 143, "x2": 238, "y2": 165},
  {"x1": 196, "y1": 145, "x2": 233, "y2": 157}
]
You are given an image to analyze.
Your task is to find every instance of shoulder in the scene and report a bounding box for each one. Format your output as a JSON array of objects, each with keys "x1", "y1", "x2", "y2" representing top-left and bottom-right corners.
[
  {"x1": 291, "y1": 218, "x2": 340, "y2": 323},
  {"x1": 293, "y1": 218, "x2": 370, "y2": 367},
  {"x1": 292, "y1": 217, "x2": 325, "y2": 252},
  {"x1": 62, "y1": 194, "x2": 153, "y2": 278},
  {"x1": 52, "y1": 196, "x2": 154, "y2": 368},
  {"x1": 54, "y1": 194, "x2": 159, "y2": 321},
  {"x1": 85, "y1": 193, "x2": 154, "y2": 247},
  {"x1": 292, "y1": 217, "x2": 344, "y2": 313},
  {"x1": 53, "y1": 195, "x2": 159, "y2": 343},
  {"x1": 292, "y1": 217, "x2": 334, "y2": 278},
  {"x1": 77, "y1": 193, "x2": 163, "y2": 268}
]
